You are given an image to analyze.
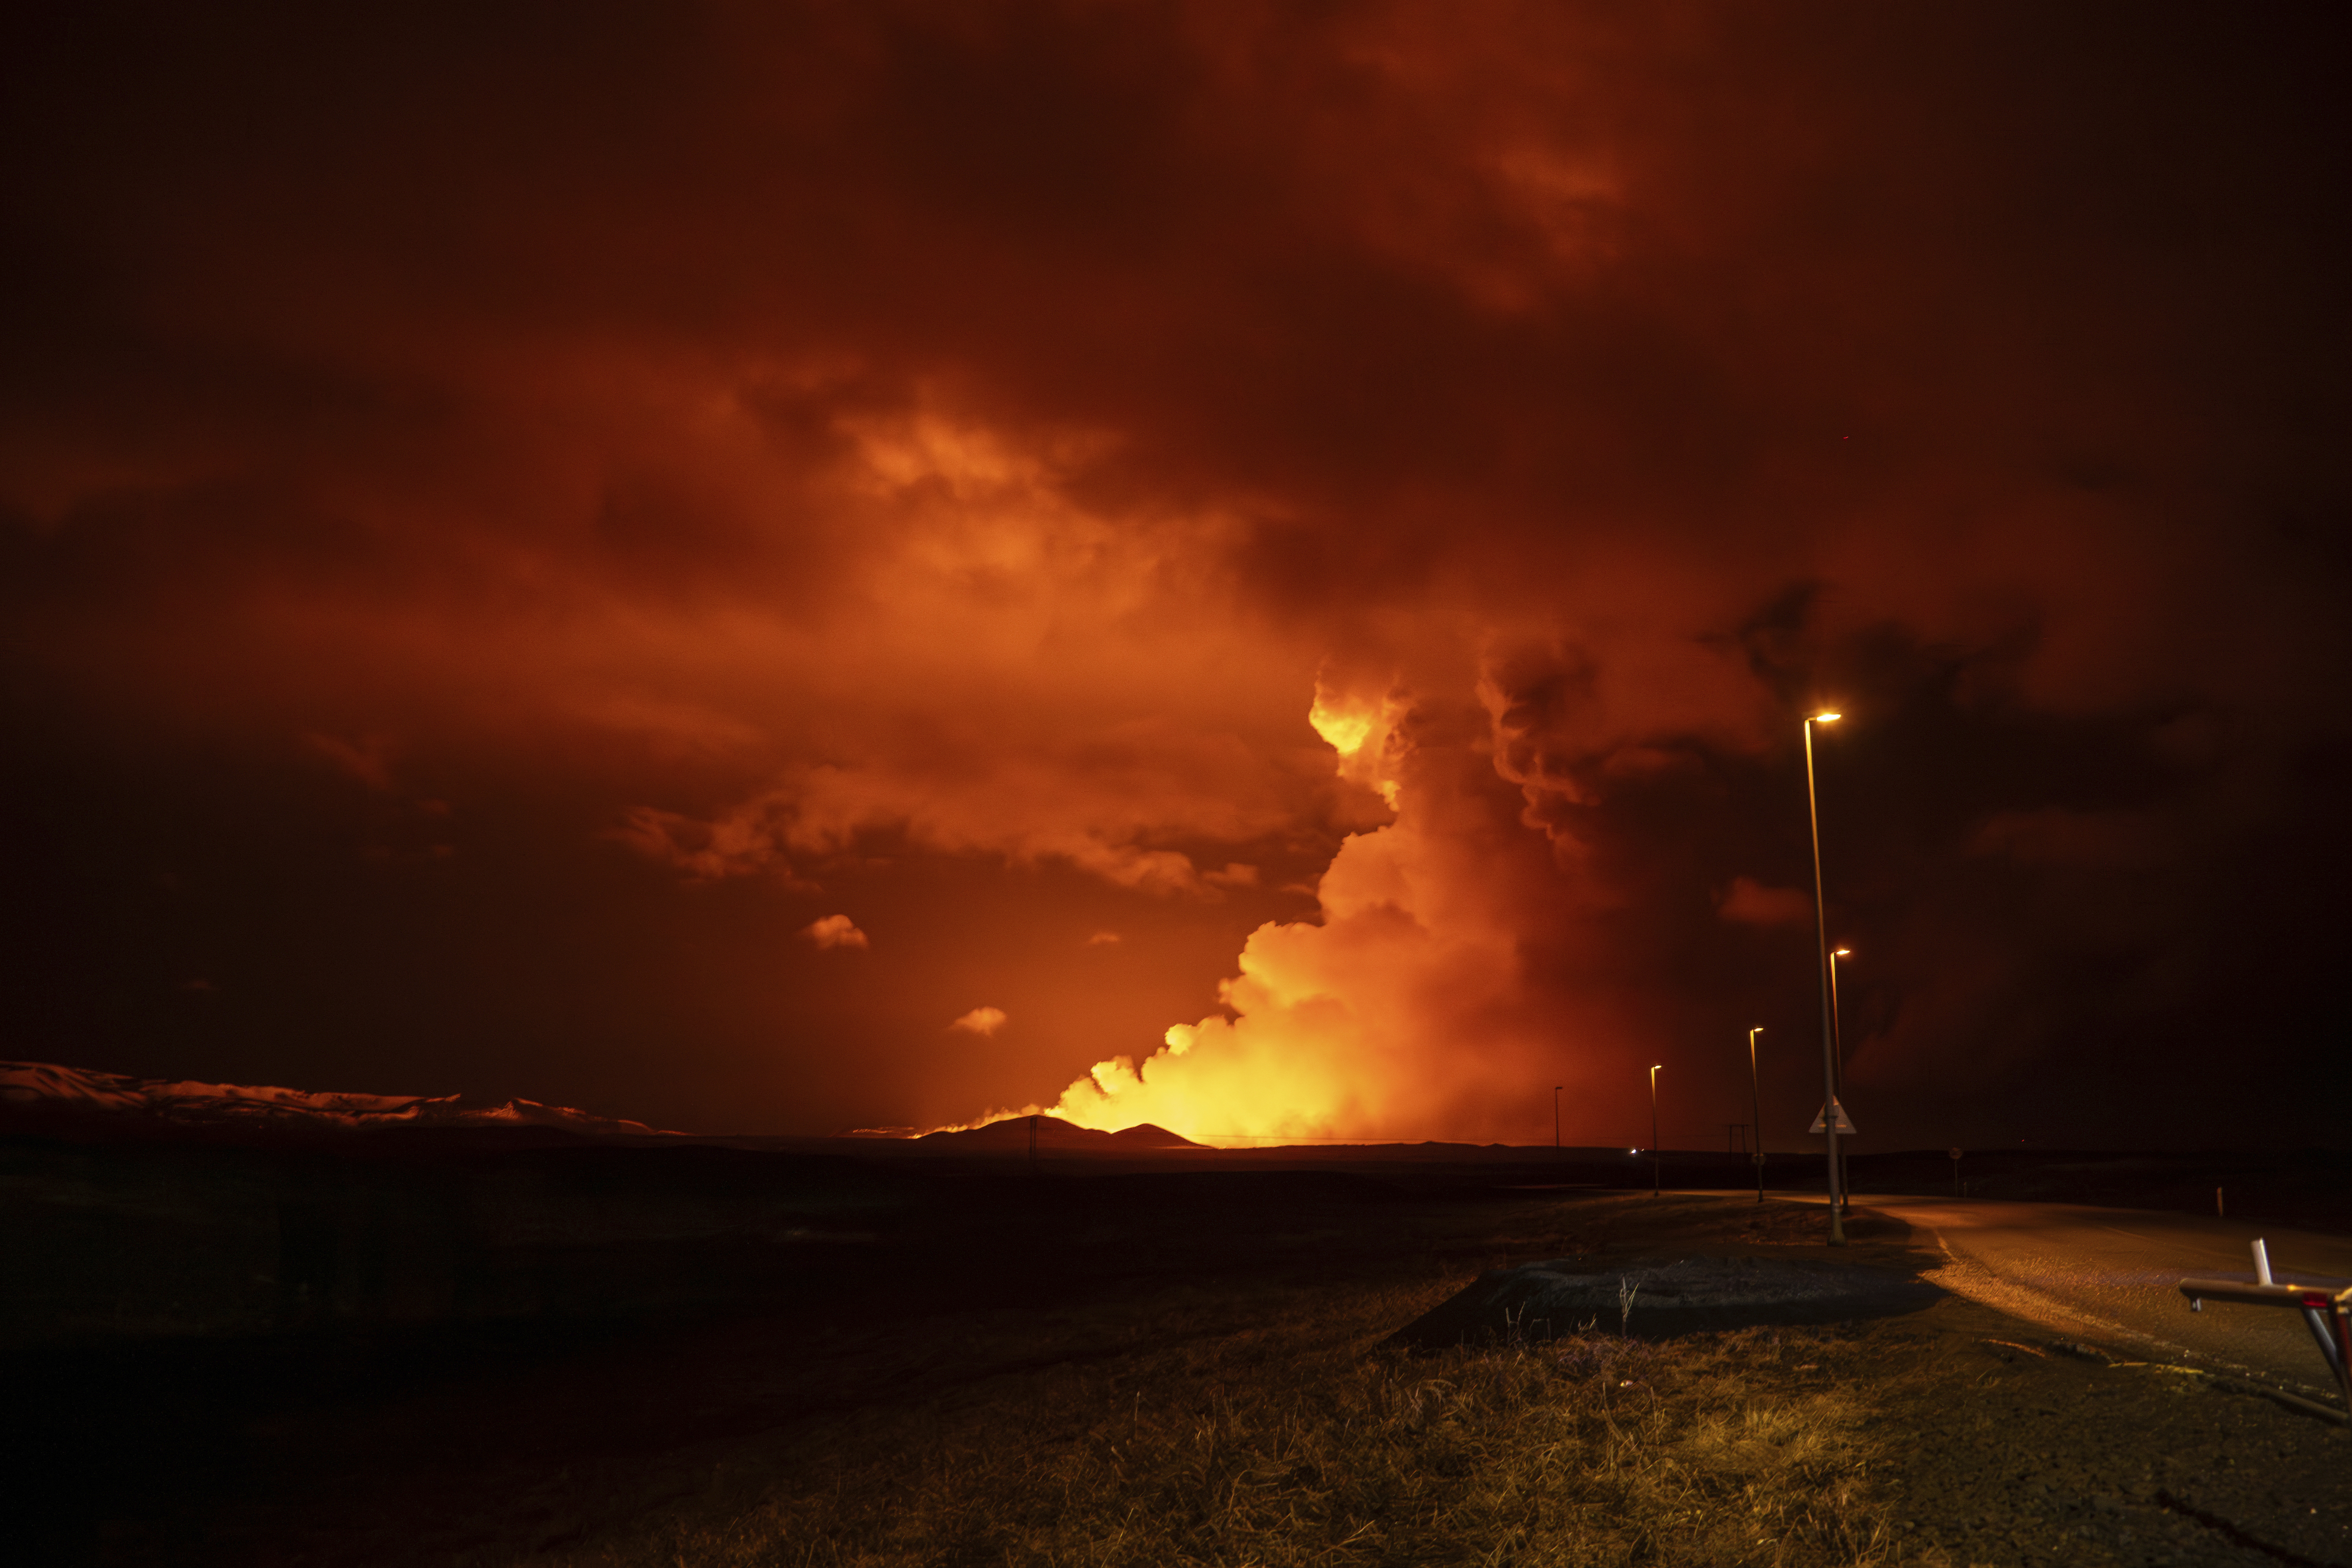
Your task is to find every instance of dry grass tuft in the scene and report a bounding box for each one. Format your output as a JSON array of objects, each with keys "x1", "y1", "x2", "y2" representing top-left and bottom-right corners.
[{"x1": 527, "y1": 1280, "x2": 1902, "y2": 1568}]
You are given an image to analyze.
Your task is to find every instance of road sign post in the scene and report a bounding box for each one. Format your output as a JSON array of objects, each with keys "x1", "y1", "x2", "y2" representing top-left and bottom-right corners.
[
  {"x1": 1809, "y1": 1100, "x2": 1856, "y2": 1216},
  {"x1": 1808, "y1": 1099, "x2": 1857, "y2": 1135}
]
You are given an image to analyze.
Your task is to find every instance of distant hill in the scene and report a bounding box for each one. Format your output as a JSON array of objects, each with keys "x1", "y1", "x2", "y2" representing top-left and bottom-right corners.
[
  {"x1": 0, "y1": 1059, "x2": 678, "y2": 1138},
  {"x1": 913, "y1": 1114, "x2": 1206, "y2": 1152}
]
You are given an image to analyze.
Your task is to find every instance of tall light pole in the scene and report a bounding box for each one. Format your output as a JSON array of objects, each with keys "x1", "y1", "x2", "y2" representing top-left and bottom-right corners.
[
  {"x1": 1747, "y1": 1026, "x2": 1765, "y2": 1204},
  {"x1": 1553, "y1": 1085, "x2": 1563, "y2": 1151},
  {"x1": 1649, "y1": 1064, "x2": 1662, "y2": 1197},
  {"x1": 1828, "y1": 949, "x2": 1850, "y2": 1083},
  {"x1": 1829, "y1": 947, "x2": 1852, "y2": 1213},
  {"x1": 1804, "y1": 711, "x2": 1845, "y2": 1245}
]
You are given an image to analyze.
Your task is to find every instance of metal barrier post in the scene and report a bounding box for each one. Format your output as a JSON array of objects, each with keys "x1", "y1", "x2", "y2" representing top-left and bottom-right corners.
[{"x1": 2180, "y1": 1239, "x2": 2352, "y2": 1416}]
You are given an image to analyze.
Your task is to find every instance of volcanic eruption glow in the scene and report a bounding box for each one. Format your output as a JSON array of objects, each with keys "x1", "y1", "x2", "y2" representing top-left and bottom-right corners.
[{"x1": 954, "y1": 683, "x2": 1572, "y2": 1146}]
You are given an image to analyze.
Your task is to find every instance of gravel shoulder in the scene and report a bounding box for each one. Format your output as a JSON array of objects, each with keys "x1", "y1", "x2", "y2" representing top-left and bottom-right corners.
[
  {"x1": 1849, "y1": 1204, "x2": 2352, "y2": 1568},
  {"x1": 1868, "y1": 1289, "x2": 2350, "y2": 1566}
]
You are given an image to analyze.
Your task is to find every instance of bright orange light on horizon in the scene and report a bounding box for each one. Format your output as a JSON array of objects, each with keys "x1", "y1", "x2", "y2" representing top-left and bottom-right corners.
[{"x1": 939, "y1": 683, "x2": 1564, "y2": 1147}]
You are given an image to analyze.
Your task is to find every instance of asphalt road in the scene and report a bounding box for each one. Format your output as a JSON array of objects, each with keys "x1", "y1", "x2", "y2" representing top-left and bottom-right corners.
[{"x1": 1855, "y1": 1194, "x2": 2352, "y2": 1400}]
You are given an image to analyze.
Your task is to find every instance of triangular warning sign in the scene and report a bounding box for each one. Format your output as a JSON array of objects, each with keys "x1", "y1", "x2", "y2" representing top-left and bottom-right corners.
[{"x1": 1809, "y1": 1098, "x2": 1858, "y2": 1135}]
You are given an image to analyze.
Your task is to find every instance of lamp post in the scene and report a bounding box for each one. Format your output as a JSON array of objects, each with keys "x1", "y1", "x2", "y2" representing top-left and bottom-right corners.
[
  {"x1": 1649, "y1": 1064, "x2": 1662, "y2": 1197},
  {"x1": 1828, "y1": 949, "x2": 1850, "y2": 1081},
  {"x1": 1747, "y1": 1026, "x2": 1765, "y2": 1204},
  {"x1": 1553, "y1": 1085, "x2": 1563, "y2": 1151},
  {"x1": 1804, "y1": 711, "x2": 1845, "y2": 1245},
  {"x1": 1829, "y1": 947, "x2": 1852, "y2": 1212}
]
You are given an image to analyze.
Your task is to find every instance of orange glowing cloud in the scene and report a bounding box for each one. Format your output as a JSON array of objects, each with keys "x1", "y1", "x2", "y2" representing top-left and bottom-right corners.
[
  {"x1": 801, "y1": 915, "x2": 870, "y2": 951},
  {"x1": 1308, "y1": 683, "x2": 1408, "y2": 809},
  {"x1": 2, "y1": 0, "x2": 2343, "y2": 1151},
  {"x1": 560, "y1": 401, "x2": 1336, "y2": 901}
]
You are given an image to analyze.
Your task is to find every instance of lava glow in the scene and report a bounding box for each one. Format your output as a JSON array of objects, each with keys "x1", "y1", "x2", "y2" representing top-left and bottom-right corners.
[{"x1": 957, "y1": 686, "x2": 1561, "y2": 1146}]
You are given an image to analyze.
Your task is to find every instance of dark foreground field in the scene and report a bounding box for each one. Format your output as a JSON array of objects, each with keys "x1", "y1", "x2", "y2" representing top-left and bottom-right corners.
[{"x1": 5, "y1": 1128, "x2": 2348, "y2": 1566}]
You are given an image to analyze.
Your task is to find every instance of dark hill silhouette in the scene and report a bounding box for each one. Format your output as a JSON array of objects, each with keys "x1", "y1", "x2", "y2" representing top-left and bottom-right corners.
[
  {"x1": 0, "y1": 1058, "x2": 679, "y2": 1141},
  {"x1": 913, "y1": 1114, "x2": 1205, "y2": 1152}
]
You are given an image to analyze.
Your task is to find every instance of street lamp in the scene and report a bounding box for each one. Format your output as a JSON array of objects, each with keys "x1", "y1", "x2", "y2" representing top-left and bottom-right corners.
[
  {"x1": 1747, "y1": 1026, "x2": 1764, "y2": 1204},
  {"x1": 1829, "y1": 947, "x2": 1852, "y2": 1213},
  {"x1": 1804, "y1": 710, "x2": 1845, "y2": 1245},
  {"x1": 1649, "y1": 1064, "x2": 1662, "y2": 1197},
  {"x1": 1553, "y1": 1085, "x2": 1563, "y2": 1151}
]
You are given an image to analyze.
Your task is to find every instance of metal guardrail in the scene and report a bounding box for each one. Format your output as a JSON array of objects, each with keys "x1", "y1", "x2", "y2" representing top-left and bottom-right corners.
[{"x1": 2179, "y1": 1238, "x2": 2352, "y2": 1415}]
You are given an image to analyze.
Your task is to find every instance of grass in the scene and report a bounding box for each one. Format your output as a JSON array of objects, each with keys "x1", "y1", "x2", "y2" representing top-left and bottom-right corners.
[
  {"x1": 53, "y1": 1180, "x2": 2341, "y2": 1564},
  {"x1": 25, "y1": 1149, "x2": 2352, "y2": 1564},
  {"x1": 526, "y1": 1272, "x2": 1905, "y2": 1568}
]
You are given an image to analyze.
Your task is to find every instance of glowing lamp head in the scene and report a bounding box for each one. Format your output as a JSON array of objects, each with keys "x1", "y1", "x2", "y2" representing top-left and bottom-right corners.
[
  {"x1": 1812, "y1": 711, "x2": 1842, "y2": 723},
  {"x1": 1833, "y1": 947, "x2": 1851, "y2": 958}
]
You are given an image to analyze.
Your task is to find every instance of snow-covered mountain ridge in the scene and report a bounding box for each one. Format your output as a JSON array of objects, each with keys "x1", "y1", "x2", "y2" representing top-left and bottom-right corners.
[{"x1": 0, "y1": 1059, "x2": 678, "y2": 1137}]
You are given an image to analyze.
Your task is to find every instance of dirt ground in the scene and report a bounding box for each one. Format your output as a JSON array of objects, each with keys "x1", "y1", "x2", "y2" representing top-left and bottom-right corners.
[{"x1": 16, "y1": 1177, "x2": 2349, "y2": 1566}]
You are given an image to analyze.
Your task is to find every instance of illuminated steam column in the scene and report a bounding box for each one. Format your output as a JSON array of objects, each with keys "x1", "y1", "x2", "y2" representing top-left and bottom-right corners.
[{"x1": 1803, "y1": 711, "x2": 1845, "y2": 1245}]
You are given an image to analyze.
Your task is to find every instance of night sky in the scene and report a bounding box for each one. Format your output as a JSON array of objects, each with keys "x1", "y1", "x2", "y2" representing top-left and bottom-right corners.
[{"x1": 4, "y1": 2, "x2": 2347, "y2": 1149}]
